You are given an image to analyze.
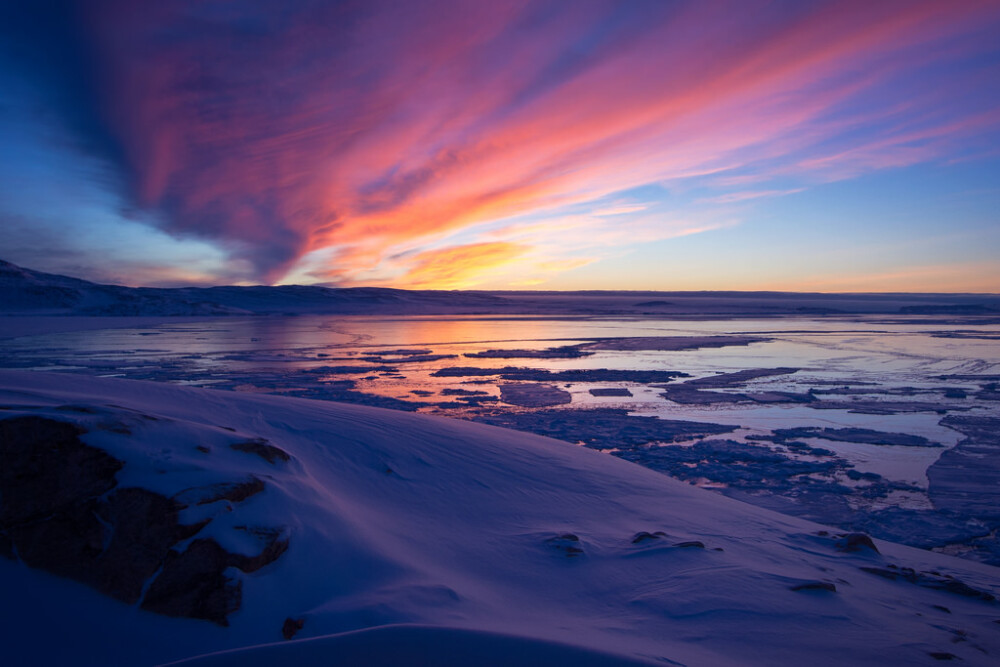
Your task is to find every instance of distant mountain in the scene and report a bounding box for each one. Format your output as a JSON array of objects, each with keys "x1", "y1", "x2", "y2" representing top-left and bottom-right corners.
[
  {"x1": 0, "y1": 258, "x2": 509, "y2": 316},
  {"x1": 2, "y1": 258, "x2": 999, "y2": 317},
  {"x1": 0, "y1": 259, "x2": 245, "y2": 316}
]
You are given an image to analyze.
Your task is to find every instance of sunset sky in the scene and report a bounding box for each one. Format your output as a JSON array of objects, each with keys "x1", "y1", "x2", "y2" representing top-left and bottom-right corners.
[{"x1": 1, "y1": 0, "x2": 998, "y2": 291}]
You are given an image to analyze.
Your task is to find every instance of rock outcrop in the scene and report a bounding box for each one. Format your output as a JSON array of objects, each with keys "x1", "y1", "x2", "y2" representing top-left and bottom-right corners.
[{"x1": 0, "y1": 415, "x2": 288, "y2": 625}]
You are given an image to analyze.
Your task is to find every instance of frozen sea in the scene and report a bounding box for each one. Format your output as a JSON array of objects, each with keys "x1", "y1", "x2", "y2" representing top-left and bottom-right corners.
[{"x1": 3, "y1": 314, "x2": 999, "y2": 563}]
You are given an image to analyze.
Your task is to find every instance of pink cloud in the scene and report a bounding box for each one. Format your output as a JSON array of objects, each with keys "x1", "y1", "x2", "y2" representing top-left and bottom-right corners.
[{"x1": 75, "y1": 0, "x2": 1000, "y2": 284}]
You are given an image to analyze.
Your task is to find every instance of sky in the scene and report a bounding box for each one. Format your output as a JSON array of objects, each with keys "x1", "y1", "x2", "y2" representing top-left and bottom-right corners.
[{"x1": 1, "y1": 0, "x2": 998, "y2": 292}]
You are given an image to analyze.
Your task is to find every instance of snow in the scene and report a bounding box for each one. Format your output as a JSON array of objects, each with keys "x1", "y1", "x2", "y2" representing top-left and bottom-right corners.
[
  {"x1": 163, "y1": 625, "x2": 665, "y2": 666},
  {"x1": 4, "y1": 257, "x2": 1000, "y2": 320},
  {"x1": 1, "y1": 369, "x2": 999, "y2": 666}
]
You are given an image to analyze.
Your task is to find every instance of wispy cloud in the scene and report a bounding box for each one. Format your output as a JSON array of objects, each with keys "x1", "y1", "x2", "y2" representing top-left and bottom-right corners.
[
  {"x1": 698, "y1": 189, "x2": 804, "y2": 204},
  {"x1": 5, "y1": 0, "x2": 999, "y2": 287}
]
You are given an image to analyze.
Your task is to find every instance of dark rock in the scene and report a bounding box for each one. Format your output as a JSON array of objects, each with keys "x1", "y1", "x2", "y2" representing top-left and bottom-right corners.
[
  {"x1": 860, "y1": 566, "x2": 905, "y2": 581},
  {"x1": 836, "y1": 533, "x2": 880, "y2": 553},
  {"x1": 673, "y1": 541, "x2": 705, "y2": 549},
  {"x1": 8, "y1": 485, "x2": 208, "y2": 605},
  {"x1": 282, "y1": 617, "x2": 305, "y2": 640},
  {"x1": 631, "y1": 531, "x2": 666, "y2": 544},
  {"x1": 932, "y1": 605, "x2": 952, "y2": 613},
  {"x1": 927, "y1": 578, "x2": 997, "y2": 601},
  {"x1": 0, "y1": 417, "x2": 121, "y2": 526},
  {"x1": 859, "y1": 566, "x2": 995, "y2": 602},
  {"x1": 790, "y1": 582, "x2": 837, "y2": 592},
  {"x1": 174, "y1": 477, "x2": 266, "y2": 507},
  {"x1": 928, "y1": 652, "x2": 957, "y2": 660},
  {"x1": 1, "y1": 415, "x2": 289, "y2": 626},
  {"x1": 10, "y1": 500, "x2": 108, "y2": 578},
  {"x1": 54, "y1": 405, "x2": 98, "y2": 414},
  {"x1": 230, "y1": 526, "x2": 290, "y2": 573},
  {"x1": 141, "y1": 539, "x2": 242, "y2": 626},
  {"x1": 546, "y1": 534, "x2": 584, "y2": 557},
  {"x1": 230, "y1": 438, "x2": 290, "y2": 464},
  {"x1": 95, "y1": 487, "x2": 204, "y2": 602}
]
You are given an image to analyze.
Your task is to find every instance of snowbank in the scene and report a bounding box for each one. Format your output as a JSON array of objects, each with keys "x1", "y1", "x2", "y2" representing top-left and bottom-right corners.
[{"x1": 1, "y1": 370, "x2": 998, "y2": 666}]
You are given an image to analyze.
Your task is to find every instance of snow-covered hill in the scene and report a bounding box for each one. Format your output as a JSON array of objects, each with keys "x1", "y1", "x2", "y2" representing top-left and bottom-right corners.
[
  {"x1": 1, "y1": 370, "x2": 998, "y2": 666},
  {"x1": 0, "y1": 258, "x2": 509, "y2": 316},
  {"x1": 0, "y1": 259, "x2": 246, "y2": 316},
  {"x1": 3, "y1": 257, "x2": 999, "y2": 318}
]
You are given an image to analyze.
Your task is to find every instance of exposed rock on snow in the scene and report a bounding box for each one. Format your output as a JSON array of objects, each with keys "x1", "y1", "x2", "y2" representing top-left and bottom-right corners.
[
  {"x1": 0, "y1": 412, "x2": 289, "y2": 626},
  {"x1": 789, "y1": 581, "x2": 837, "y2": 592},
  {"x1": 859, "y1": 565, "x2": 996, "y2": 602},
  {"x1": 281, "y1": 617, "x2": 305, "y2": 640},
  {"x1": 836, "y1": 533, "x2": 881, "y2": 554},
  {"x1": 230, "y1": 438, "x2": 291, "y2": 464},
  {"x1": 545, "y1": 533, "x2": 585, "y2": 557}
]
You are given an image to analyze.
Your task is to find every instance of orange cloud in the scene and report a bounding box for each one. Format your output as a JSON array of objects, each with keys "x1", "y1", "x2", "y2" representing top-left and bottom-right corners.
[{"x1": 390, "y1": 241, "x2": 528, "y2": 290}]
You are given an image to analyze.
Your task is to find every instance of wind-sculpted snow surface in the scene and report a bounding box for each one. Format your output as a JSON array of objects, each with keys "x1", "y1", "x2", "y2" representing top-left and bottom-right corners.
[{"x1": 1, "y1": 370, "x2": 999, "y2": 666}]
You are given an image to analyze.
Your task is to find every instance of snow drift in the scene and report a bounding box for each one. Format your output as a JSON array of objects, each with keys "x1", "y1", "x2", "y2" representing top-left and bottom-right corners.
[{"x1": 1, "y1": 370, "x2": 998, "y2": 666}]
